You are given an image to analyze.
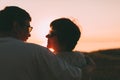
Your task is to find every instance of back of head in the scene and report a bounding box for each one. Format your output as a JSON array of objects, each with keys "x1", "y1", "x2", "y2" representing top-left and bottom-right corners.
[
  {"x1": 50, "y1": 18, "x2": 81, "y2": 51},
  {"x1": 0, "y1": 6, "x2": 31, "y2": 32}
]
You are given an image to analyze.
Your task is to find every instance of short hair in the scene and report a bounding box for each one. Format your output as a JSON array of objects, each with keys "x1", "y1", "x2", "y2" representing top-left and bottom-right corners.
[
  {"x1": 0, "y1": 6, "x2": 31, "y2": 32},
  {"x1": 50, "y1": 18, "x2": 81, "y2": 51}
]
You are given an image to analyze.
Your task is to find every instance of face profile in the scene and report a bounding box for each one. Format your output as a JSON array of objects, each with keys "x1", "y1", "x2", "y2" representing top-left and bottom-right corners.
[{"x1": 15, "y1": 20, "x2": 33, "y2": 41}]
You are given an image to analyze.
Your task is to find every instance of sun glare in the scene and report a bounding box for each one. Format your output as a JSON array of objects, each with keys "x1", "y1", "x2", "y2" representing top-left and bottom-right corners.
[
  {"x1": 31, "y1": 19, "x2": 52, "y2": 47},
  {"x1": 49, "y1": 48, "x2": 55, "y2": 52}
]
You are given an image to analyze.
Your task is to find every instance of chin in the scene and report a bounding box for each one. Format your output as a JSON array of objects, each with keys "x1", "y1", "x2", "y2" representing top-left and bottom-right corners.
[
  {"x1": 22, "y1": 38, "x2": 28, "y2": 42},
  {"x1": 47, "y1": 44, "x2": 50, "y2": 48}
]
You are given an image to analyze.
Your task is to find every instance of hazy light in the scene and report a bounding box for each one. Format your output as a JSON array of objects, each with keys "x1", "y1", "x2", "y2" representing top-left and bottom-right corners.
[
  {"x1": 1, "y1": 0, "x2": 120, "y2": 52},
  {"x1": 49, "y1": 48, "x2": 55, "y2": 53}
]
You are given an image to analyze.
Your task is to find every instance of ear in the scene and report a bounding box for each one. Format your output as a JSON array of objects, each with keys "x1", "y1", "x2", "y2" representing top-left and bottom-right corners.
[
  {"x1": 12, "y1": 21, "x2": 24, "y2": 40},
  {"x1": 12, "y1": 21, "x2": 21, "y2": 32}
]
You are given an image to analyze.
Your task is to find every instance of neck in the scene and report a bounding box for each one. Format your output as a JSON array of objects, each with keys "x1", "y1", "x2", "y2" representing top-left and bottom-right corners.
[
  {"x1": 0, "y1": 33, "x2": 10, "y2": 37},
  {"x1": 0, "y1": 32, "x2": 16, "y2": 39},
  {"x1": 54, "y1": 48, "x2": 68, "y2": 54}
]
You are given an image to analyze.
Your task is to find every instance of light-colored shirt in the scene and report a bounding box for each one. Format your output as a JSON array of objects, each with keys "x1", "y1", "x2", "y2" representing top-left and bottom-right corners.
[
  {"x1": 57, "y1": 51, "x2": 87, "y2": 68},
  {"x1": 0, "y1": 37, "x2": 82, "y2": 80}
]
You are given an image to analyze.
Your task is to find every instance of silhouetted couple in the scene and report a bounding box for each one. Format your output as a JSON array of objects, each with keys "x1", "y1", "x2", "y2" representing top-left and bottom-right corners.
[{"x1": 0, "y1": 6, "x2": 95, "y2": 80}]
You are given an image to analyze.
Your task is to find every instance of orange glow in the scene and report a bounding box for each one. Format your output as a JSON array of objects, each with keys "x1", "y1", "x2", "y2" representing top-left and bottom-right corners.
[
  {"x1": 2, "y1": 1, "x2": 119, "y2": 52},
  {"x1": 49, "y1": 48, "x2": 55, "y2": 53}
]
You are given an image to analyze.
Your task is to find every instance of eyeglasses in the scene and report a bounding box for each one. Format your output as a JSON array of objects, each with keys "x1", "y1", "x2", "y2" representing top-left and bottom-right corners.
[
  {"x1": 28, "y1": 27, "x2": 33, "y2": 32},
  {"x1": 22, "y1": 24, "x2": 33, "y2": 32}
]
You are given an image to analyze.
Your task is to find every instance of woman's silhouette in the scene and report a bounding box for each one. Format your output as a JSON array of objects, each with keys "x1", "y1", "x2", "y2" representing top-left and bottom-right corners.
[{"x1": 46, "y1": 17, "x2": 96, "y2": 80}]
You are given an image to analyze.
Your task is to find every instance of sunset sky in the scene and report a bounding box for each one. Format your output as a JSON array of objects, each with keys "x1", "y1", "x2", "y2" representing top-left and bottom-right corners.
[{"x1": 0, "y1": 0, "x2": 120, "y2": 52}]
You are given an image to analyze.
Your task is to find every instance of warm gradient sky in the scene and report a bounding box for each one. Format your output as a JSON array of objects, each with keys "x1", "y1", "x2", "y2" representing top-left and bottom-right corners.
[{"x1": 0, "y1": 0, "x2": 120, "y2": 52}]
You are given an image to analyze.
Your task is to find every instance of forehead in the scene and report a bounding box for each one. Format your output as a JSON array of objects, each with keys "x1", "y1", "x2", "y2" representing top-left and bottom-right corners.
[{"x1": 48, "y1": 27, "x2": 54, "y2": 32}]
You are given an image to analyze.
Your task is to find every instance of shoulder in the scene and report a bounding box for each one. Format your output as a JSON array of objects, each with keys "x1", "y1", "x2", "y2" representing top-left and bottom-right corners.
[
  {"x1": 25, "y1": 42, "x2": 45, "y2": 49},
  {"x1": 73, "y1": 51, "x2": 85, "y2": 57},
  {"x1": 24, "y1": 42, "x2": 56, "y2": 58},
  {"x1": 25, "y1": 42, "x2": 50, "y2": 52}
]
